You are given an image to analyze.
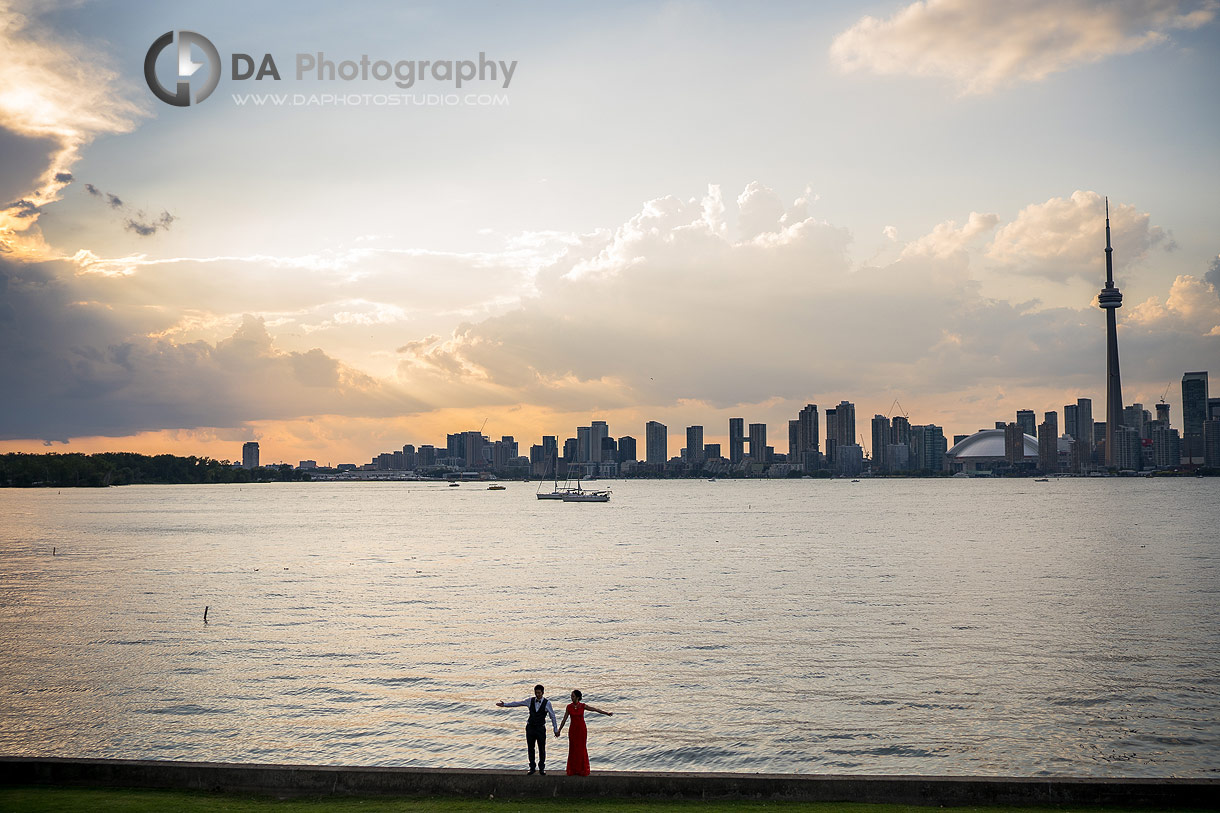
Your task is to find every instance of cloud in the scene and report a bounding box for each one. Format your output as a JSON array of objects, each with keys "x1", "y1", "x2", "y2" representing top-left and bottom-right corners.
[
  {"x1": 829, "y1": 0, "x2": 1218, "y2": 95},
  {"x1": 987, "y1": 191, "x2": 1172, "y2": 281},
  {"x1": 84, "y1": 183, "x2": 175, "y2": 235},
  {"x1": 0, "y1": 3, "x2": 145, "y2": 256},
  {"x1": 1128, "y1": 273, "x2": 1220, "y2": 335},
  {"x1": 0, "y1": 255, "x2": 425, "y2": 442},
  {"x1": 901, "y1": 211, "x2": 998, "y2": 260},
  {"x1": 125, "y1": 210, "x2": 175, "y2": 237},
  {"x1": 1205, "y1": 255, "x2": 1220, "y2": 300}
]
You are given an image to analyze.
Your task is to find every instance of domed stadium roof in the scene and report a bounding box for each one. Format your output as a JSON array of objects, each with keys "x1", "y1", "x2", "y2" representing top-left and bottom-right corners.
[{"x1": 947, "y1": 428, "x2": 1038, "y2": 459}]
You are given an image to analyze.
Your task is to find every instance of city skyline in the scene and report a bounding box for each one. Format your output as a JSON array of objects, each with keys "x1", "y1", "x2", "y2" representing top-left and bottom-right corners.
[{"x1": 2, "y1": 1, "x2": 1219, "y2": 463}]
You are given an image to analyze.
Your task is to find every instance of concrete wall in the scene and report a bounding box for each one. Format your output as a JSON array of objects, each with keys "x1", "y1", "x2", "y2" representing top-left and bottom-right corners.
[{"x1": 2, "y1": 757, "x2": 1216, "y2": 808}]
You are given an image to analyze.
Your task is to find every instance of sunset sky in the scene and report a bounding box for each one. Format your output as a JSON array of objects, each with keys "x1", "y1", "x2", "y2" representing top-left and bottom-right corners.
[{"x1": 2, "y1": 0, "x2": 1218, "y2": 465}]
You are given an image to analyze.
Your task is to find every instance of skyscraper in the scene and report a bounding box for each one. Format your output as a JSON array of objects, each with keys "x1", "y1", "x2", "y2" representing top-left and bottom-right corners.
[
  {"x1": 1156, "y1": 401, "x2": 1171, "y2": 426},
  {"x1": 729, "y1": 417, "x2": 744, "y2": 464},
  {"x1": 685, "y1": 425, "x2": 705, "y2": 464},
  {"x1": 242, "y1": 441, "x2": 259, "y2": 469},
  {"x1": 645, "y1": 421, "x2": 667, "y2": 465},
  {"x1": 796, "y1": 404, "x2": 819, "y2": 471},
  {"x1": 748, "y1": 423, "x2": 766, "y2": 462},
  {"x1": 1181, "y1": 371, "x2": 1208, "y2": 463},
  {"x1": 1016, "y1": 409, "x2": 1036, "y2": 439},
  {"x1": 871, "y1": 415, "x2": 890, "y2": 473},
  {"x1": 825, "y1": 400, "x2": 855, "y2": 469},
  {"x1": 1098, "y1": 199, "x2": 1125, "y2": 467},
  {"x1": 1037, "y1": 411, "x2": 1058, "y2": 473}
]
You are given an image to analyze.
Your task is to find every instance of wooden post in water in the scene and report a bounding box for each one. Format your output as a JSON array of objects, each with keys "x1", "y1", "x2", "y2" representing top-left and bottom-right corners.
[{"x1": 204, "y1": 606, "x2": 209, "y2": 624}]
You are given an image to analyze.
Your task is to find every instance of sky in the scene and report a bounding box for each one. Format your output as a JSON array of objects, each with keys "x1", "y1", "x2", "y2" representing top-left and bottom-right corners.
[{"x1": 1, "y1": 0, "x2": 1218, "y2": 465}]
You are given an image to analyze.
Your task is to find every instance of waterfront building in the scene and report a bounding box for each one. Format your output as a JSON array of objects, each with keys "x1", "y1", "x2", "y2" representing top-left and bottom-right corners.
[
  {"x1": 797, "y1": 404, "x2": 819, "y2": 471},
  {"x1": 1114, "y1": 425, "x2": 1142, "y2": 471},
  {"x1": 645, "y1": 421, "x2": 668, "y2": 465},
  {"x1": 417, "y1": 445, "x2": 436, "y2": 468},
  {"x1": 1123, "y1": 404, "x2": 1149, "y2": 439},
  {"x1": 1037, "y1": 412, "x2": 1058, "y2": 473},
  {"x1": 1098, "y1": 200, "x2": 1125, "y2": 468},
  {"x1": 1204, "y1": 419, "x2": 1220, "y2": 468},
  {"x1": 1016, "y1": 410, "x2": 1036, "y2": 439},
  {"x1": 871, "y1": 415, "x2": 891, "y2": 473},
  {"x1": 1182, "y1": 371, "x2": 1208, "y2": 463},
  {"x1": 748, "y1": 423, "x2": 767, "y2": 462},
  {"x1": 242, "y1": 441, "x2": 259, "y2": 469},
  {"x1": 729, "y1": 417, "x2": 745, "y2": 464},
  {"x1": 1152, "y1": 426, "x2": 1181, "y2": 469},
  {"x1": 686, "y1": 425, "x2": 705, "y2": 464},
  {"x1": 947, "y1": 429, "x2": 1037, "y2": 474},
  {"x1": 1004, "y1": 423, "x2": 1026, "y2": 466},
  {"x1": 911, "y1": 424, "x2": 947, "y2": 473},
  {"x1": 704, "y1": 442, "x2": 721, "y2": 459},
  {"x1": 825, "y1": 400, "x2": 856, "y2": 469},
  {"x1": 1156, "y1": 402, "x2": 1171, "y2": 426},
  {"x1": 618, "y1": 436, "x2": 637, "y2": 464}
]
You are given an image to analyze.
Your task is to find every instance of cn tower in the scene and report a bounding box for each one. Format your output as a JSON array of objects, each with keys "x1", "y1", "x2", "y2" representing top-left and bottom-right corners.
[{"x1": 1098, "y1": 198, "x2": 1123, "y2": 467}]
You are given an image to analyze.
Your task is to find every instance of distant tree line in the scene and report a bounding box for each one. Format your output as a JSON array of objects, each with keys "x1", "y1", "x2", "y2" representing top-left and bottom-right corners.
[{"x1": 0, "y1": 453, "x2": 310, "y2": 488}]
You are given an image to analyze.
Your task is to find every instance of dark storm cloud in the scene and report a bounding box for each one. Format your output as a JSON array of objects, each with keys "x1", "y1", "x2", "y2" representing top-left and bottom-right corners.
[
  {"x1": 3, "y1": 199, "x2": 39, "y2": 218},
  {"x1": 0, "y1": 256, "x2": 423, "y2": 442},
  {"x1": 84, "y1": 183, "x2": 124, "y2": 209},
  {"x1": 124, "y1": 210, "x2": 175, "y2": 236},
  {"x1": 54, "y1": 172, "x2": 73, "y2": 183}
]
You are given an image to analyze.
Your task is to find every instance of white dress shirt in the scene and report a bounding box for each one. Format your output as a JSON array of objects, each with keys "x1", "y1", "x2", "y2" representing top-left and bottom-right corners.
[{"x1": 502, "y1": 696, "x2": 558, "y2": 734}]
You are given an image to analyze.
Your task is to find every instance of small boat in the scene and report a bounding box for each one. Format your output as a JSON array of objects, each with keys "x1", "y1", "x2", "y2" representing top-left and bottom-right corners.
[
  {"x1": 1034, "y1": 478, "x2": 1049, "y2": 482},
  {"x1": 487, "y1": 484, "x2": 506, "y2": 490},
  {"x1": 448, "y1": 482, "x2": 460, "y2": 487}
]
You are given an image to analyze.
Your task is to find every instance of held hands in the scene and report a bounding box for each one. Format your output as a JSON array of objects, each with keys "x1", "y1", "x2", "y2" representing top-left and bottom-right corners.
[{"x1": 495, "y1": 701, "x2": 505, "y2": 707}]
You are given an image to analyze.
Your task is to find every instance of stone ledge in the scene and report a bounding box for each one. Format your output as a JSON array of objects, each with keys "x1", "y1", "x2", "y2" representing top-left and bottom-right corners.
[{"x1": 1, "y1": 757, "x2": 1215, "y2": 808}]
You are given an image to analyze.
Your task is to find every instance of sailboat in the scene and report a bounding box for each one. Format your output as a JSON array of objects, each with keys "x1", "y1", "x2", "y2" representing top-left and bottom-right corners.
[{"x1": 536, "y1": 459, "x2": 569, "y2": 499}]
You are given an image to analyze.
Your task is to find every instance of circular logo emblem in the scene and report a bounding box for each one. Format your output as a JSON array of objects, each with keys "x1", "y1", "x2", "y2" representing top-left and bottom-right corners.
[{"x1": 144, "y1": 31, "x2": 220, "y2": 106}]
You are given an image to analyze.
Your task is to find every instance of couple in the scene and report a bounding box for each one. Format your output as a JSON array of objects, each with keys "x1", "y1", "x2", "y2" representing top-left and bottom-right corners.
[{"x1": 496, "y1": 684, "x2": 613, "y2": 776}]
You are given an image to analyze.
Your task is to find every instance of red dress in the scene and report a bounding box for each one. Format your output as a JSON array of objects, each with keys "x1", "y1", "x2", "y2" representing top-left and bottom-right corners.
[{"x1": 565, "y1": 702, "x2": 590, "y2": 775}]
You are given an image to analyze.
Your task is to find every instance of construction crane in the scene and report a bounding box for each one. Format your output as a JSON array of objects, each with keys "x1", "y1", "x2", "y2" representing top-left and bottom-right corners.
[
  {"x1": 887, "y1": 398, "x2": 908, "y2": 419},
  {"x1": 1159, "y1": 382, "x2": 1171, "y2": 405}
]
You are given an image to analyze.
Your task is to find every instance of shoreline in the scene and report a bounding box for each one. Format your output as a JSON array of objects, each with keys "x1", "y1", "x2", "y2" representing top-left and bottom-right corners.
[{"x1": 2, "y1": 758, "x2": 1216, "y2": 808}]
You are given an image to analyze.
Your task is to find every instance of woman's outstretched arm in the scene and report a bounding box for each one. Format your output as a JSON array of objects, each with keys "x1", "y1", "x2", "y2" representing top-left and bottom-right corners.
[{"x1": 584, "y1": 705, "x2": 613, "y2": 716}]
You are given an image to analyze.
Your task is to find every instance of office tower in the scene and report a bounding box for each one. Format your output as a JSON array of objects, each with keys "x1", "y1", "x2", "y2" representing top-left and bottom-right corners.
[
  {"x1": 1182, "y1": 371, "x2": 1208, "y2": 463},
  {"x1": 1064, "y1": 403, "x2": 1078, "y2": 439},
  {"x1": 1210, "y1": 398, "x2": 1220, "y2": 420},
  {"x1": 685, "y1": 425, "x2": 705, "y2": 464},
  {"x1": 797, "y1": 404, "x2": 820, "y2": 471},
  {"x1": 447, "y1": 433, "x2": 465, "y2": 462},
  {"x1": 464, "y1": 431, "x2": 486, "y2": 468},
  {"x1": 417, "y1": 445, "x2": 436, "y2": 467},
  {"x1": 1152, "y1": 426, "x2": 1181, "y2": 469},
  {"x1": 1114, "y1": 425, "x2": 1142, "y2": 470},
  {"x1": 824, "y1": 407, "x2": 838, "y2": 466},
  {"x1": 704, "y1": 443, "x2": 721, "y2": 459},
  {"x1": 500, "y1": 436, "x2": 518, "y2": 460},
  {"x1": 911, "y1": 424, "x2": 947, "y2": 473},
  {"x1": 1205, "y1": 419, "x2": 1220, "y2": 468},
  {"x1": 871, "y1": 415, "x2": 891, "y2": 473},
  {"x1": 591, "y1": 421, "x2": 608, "y2": 462},
  {"x1": 600, "y1": 436, "x2": 617, "y2": 462},
  {"x1": 1156, "y1": 401, "x2": 1171, "y2": 427},
  {"x1": 1123, "y1": 404, "x2": 1147, "y2": 440},
  {"x1": 825, "y1": 402, "x2": 855, "y2": 470},
  {"x1": 645, "y1": 421, "x2": 667, "y2": 465},
  {"x1": 1098, "y1": 200, "x2": 1125, "y2": 467},
  {"x1": 748, "y1": 423, "x2": 766, "y2": 461},
  {"x1": 492, "y1": 441, "x2": 509, "y2": 469},
  {"x1": 1037, "y1": 411, "x2": 1058, "y2": 474},
  {"x1": 618, "y1": 436, "x2": 637, "y2": 464},
  {"x1": 788, "y1": 420, "x2": 800, "y2": 462},
  {"x1": 838, "y1": 444, "x2": 864, "y2": 476},
  {"x1": 563, "y1": 437, "x2": 578, "y2": 462},
  {"x1": 402, "y1": 444, "x2": 416, "y2": 470},
  {"x1": 729, "y1": 418, "x2": 745, "y2": 464},
  {"x1": 242, "y1": 441, "x2": 259, "y2": 469},
  {"x1": 1075, "y1": 398, "x2": 1094, "y2": 461},
  {"x1": 1016, "y1": 410, "x2": 1036, "y2": 439},
  {"x1": 1004, "y1": 423, "x2": 1025, "y2": 466}
]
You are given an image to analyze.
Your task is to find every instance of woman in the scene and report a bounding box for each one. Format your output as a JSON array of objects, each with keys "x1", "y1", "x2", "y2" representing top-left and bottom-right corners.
[{"x1": 557, "y1": 689, "x2": 613, "y2": 776}]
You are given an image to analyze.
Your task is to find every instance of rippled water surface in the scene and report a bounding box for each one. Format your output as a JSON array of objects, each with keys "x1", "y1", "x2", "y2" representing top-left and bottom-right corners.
[{"x1": 1, "y1": 479, "x2": 1217, "y2": 776}]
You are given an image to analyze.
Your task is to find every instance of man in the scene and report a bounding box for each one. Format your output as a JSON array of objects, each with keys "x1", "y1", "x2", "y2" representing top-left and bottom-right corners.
[{"x1": 496, "y1": 683, "x2": 559, "y2": 774}]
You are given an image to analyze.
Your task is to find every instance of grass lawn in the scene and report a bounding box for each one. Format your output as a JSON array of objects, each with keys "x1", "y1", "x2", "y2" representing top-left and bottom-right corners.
[{"x1": 0, "y1": 787, "x2": 1195, "y2": 813}]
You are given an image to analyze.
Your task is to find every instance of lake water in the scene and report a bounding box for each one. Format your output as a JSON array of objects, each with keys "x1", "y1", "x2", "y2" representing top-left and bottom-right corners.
[{"x1": 1, "y1": 478, "x2": 1217, "y2": 777}]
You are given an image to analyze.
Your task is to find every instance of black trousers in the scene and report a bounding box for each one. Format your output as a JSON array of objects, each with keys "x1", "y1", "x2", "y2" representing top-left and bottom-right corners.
[{"x1": 526, "y1": 724, "x2": 546, "y2": 769}]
